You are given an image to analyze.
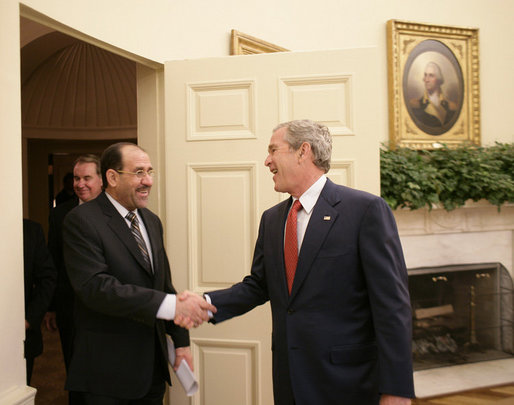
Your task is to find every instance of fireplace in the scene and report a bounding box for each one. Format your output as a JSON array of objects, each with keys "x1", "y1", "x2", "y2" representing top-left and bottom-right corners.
[{"x1": 408, "y1": 262, "x2": 514, "y2": 371}]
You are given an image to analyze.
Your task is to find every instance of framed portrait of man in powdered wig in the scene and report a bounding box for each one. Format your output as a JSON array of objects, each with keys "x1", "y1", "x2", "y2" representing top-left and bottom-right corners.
[{"x1": 387, "y1": 20, "x2": 480, "y2": 149}]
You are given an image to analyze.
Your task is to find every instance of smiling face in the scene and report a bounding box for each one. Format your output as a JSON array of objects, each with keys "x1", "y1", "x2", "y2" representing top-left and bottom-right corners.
[
  {"x1": 264, "y1": 127, "x2": 304, "y2": 197},
  {"x1": 73, "y1": 162, "x2": 103, "y2": 202},
  {"x1": 107, "y1": 145, "x2": 153, "y2": 211}
]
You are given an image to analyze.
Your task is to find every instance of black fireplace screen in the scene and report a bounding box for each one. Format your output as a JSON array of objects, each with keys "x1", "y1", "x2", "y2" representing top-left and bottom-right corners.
[{"x1": 408, "y1": 263, "x2": 514, "y2": 371}]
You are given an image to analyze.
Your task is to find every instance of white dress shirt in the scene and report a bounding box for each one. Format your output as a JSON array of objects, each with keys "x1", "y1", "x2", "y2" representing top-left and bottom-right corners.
[{"x1": 288, "y1": 175, "x2": 327, "y2": 252}]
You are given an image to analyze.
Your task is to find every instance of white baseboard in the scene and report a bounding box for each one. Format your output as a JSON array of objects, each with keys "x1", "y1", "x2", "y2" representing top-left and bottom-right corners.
[{"x1": 0, "y1": 386, "x2": 37, "y2": 405}]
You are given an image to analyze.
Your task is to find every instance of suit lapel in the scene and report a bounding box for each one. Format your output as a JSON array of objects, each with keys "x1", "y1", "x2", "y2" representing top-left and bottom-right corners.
[
  {"x1": 289, "y1": 180, "x2": 340, "y2": 300},
  {"x1": 97, "y1": 193, "x2": 153, "y2": 277},
  {"x1": 271, "y1": 200, "x2": 291, "y2": 298}
]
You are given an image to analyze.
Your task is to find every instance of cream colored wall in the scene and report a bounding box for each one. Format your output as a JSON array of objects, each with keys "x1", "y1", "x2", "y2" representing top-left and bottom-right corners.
[
  {"x1": 0, "y1": 0, "x2": 36, "y2": 403},
  {"x1": 20, "y1": 0, "x2": 514, "y2": 146}
]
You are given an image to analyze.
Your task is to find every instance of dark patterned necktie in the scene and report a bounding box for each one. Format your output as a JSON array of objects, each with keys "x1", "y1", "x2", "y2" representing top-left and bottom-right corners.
[
  {"x1": 126, "y1": 211, "x2": 151, "y2": 271},
  {"x1": 284, "y1": 200, "x2": 302, "y2": 294}
]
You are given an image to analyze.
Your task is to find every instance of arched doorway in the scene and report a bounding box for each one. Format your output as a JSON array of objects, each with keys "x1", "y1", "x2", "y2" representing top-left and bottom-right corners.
[{"x1": 20, "y1": 18, "x2": 137, "y2": 404}]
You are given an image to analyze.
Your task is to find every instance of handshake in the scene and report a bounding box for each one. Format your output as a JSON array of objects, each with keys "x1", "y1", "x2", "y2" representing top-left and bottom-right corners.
[{"x1": 174, "y1": 290, "x2": 217, "y2": 330}]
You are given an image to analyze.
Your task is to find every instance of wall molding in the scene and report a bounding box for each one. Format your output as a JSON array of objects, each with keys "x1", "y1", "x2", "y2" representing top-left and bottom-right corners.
[
  {"x1": 394, "y1": 200, "x2": 514, "y2": 236},
  {"x1": 0, "y1": 386, "x2": 36, "y2": 405}
]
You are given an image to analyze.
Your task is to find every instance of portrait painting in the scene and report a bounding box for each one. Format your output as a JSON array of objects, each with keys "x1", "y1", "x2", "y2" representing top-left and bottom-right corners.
[{"x1": 387, "y1": 20, "x2": 480, "y2": 149}]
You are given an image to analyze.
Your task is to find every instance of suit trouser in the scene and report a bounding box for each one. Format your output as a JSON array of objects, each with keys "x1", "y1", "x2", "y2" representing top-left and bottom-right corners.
[
  {"x1": 25, "y1": 357, "x2": 34, "y2": 385},
  {"x1": 75, "y1": 376, "x2": 165, "y2": 405},
  {"x1": 57, "y1": 298, "x2": 79, "y2": 404},
  {"x1": 73, "y1": 335, "x2": 167, "y2": 405},
  {"x1": 56, "y1": 298, "x2": 74, "y2": 371}
]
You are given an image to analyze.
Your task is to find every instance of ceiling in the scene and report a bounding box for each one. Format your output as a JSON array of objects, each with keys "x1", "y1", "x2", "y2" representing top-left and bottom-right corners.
[{"x1": 20, "y1": 16, "x2": 137, "y2": 139}]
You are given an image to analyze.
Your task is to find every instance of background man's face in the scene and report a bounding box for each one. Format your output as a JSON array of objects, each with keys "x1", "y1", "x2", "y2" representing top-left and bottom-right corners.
[{"x1": 73, "y1": 162, "x2": 102, "y2": 202}]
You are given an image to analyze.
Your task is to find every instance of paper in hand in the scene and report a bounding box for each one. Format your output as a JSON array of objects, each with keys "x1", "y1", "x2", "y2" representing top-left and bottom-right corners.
[{"x1": 166, "y1": 335, "x2": 199, "y2": 396}]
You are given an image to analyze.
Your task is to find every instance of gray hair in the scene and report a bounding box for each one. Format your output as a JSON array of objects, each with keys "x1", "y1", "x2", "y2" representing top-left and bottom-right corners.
[
  {"x1": 425, "y1": 61, "x2": 444, "y2": 85},
  {"x1": 274, "y1": 119, "x2": 332, "y2": 173}
]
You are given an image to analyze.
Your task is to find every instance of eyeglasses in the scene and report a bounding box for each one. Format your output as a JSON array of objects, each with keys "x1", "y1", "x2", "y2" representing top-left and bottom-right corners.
[{"x1": 116, "y1": 169, "x2": 156, "y2": 178}]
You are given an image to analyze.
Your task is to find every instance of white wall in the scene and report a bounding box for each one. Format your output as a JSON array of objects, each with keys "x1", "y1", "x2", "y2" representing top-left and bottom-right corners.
[
  {"x1": 0, "y1": 0, "x2": 36, "y2": 403},
  {"x1": 20, "y1": 0, "x2": 514, "y2": 146}
]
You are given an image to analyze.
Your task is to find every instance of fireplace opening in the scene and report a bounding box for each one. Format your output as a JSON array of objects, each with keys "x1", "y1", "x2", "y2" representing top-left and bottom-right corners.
[{"x1": 408, "y1": 263, "x2": 513, "y2": 371}]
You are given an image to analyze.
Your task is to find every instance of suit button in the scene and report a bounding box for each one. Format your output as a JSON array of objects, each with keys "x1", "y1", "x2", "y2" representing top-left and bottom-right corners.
[{"x1": 287, "y1": 309, "x2": 294, "y2": 314}]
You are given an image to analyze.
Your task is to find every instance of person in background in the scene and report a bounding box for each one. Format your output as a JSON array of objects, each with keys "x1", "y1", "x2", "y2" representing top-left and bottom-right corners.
[
  {"x1": 44, "y1": 154, "x2": 103, "y2": 400},
  {"x1": 23, "y1": 218, "x2": 57, "y2": 385},
  {"x1": 55, "y1": 172, "x2": 75, "y2": 206}
]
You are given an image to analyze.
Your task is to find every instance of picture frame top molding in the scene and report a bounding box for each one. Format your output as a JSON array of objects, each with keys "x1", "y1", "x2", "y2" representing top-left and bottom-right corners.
[
  {"x1": 230, "y1": 29, "x2": 289, "y2": 55},
  {"x1": 390, "y1": 20, "x2": 479, "y2": 39}
]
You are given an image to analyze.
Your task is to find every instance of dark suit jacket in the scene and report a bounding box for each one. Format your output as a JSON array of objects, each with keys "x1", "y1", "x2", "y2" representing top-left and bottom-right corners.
[
  {"x1": 48, "y1": 197, "x2": 78, "y2": 311},
  {"x1": 209, "y1": 179, "x2": 414, "y2": 404},
  {"x1": 23, "y1": 219, "x2": 57, "y2": 359},
  {"x1": 62, "y1": 192, "x2": 189, "y2": 399}
]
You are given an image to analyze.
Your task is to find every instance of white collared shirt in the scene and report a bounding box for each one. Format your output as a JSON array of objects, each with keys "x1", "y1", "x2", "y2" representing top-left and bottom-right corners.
[
  {"x1": 288, "y1": 175, "x2": 327, "y2": 251},
  {"x1": 105, "y1": 192, "x2": 154, "y2": 269}
]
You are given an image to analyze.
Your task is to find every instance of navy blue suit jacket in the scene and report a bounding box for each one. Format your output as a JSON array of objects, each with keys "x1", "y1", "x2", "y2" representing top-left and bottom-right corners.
[{"x1": 209, "y1": 179, "x2": 414, "y2": 404}]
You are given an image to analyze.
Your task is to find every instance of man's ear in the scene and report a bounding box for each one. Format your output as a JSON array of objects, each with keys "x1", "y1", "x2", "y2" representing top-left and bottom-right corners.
[
  {"x1": 106, "y1": 169, "x2": 118, "y2": 188},
  {"x1": 298, "y1": 142, "x2": 311, "y2": 159}
]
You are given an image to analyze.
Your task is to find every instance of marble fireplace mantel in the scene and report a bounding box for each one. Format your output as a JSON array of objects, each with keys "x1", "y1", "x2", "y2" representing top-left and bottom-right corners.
[
  {"x1": 392, "y1": 201, "x2": 514, "y2": 397},
  {"x1": 394, "y1": 200, "x2": 514, "y2": 277}
]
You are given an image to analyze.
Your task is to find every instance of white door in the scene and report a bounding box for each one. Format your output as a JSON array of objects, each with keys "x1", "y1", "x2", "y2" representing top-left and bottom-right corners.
[{"x1": 164, "y1": 48, "x2": 380, "y2": 405}]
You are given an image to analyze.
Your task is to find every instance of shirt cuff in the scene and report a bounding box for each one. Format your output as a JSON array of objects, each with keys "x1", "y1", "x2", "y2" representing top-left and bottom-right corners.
[
  {"x1": 204, "y1": 294, "x2": 214, "y2": 319},
  {"x1": 156, "y1": 294, "x2": 176, "y2": 320}
]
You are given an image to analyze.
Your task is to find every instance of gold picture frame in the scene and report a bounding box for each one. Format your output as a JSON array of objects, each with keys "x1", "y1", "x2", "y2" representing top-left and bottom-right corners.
[
  {"x1": 387, "y1": 20, "x2": 480, "y2": 149},
  {"x1": 230, "y1": 29, "x2": 289, "y2": 55}
]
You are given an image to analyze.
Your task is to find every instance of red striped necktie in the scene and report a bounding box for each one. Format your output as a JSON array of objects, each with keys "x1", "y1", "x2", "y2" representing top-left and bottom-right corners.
[{"x1": 126, "y1": 211, "x2": 151, "y2": 271}]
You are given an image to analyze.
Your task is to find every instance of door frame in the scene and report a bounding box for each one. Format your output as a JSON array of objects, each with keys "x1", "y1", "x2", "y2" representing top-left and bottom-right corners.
[
  {"x1": 19, "y1": 4, "x2": 167, "y2": 218},
  {"x1": 16, "y1": 5, "x2": 170, "y2": 403}
]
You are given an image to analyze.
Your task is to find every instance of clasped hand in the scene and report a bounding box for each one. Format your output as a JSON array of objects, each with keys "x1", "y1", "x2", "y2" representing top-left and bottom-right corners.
[{"x1": 174, "y1": 290, "x2": 216, "y2": 329}]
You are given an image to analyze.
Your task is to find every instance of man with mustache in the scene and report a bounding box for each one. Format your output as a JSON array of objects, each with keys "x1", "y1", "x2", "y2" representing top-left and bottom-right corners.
[{"x1": 63, "y1": 142, "x2": 216, "y2": 404}]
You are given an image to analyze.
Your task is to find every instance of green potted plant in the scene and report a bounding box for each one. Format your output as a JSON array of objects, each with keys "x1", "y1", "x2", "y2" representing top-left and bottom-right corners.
[{"x1": 380, "y1": 143, "x2": 514, "y2": 211}]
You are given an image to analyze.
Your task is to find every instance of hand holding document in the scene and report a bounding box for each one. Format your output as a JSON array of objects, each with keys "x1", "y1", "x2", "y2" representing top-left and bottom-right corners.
[{"x1": 166, "y1": 336, "x2": 199, "y2": 396}]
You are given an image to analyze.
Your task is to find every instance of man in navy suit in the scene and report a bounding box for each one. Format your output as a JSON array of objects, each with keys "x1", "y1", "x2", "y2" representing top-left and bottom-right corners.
[
  {"x1": 63, "y1": 142, "x2": 216, "y2": 404},
  {"x1": 181, "y1": 120, "x2": 414, "y2": 404}
]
